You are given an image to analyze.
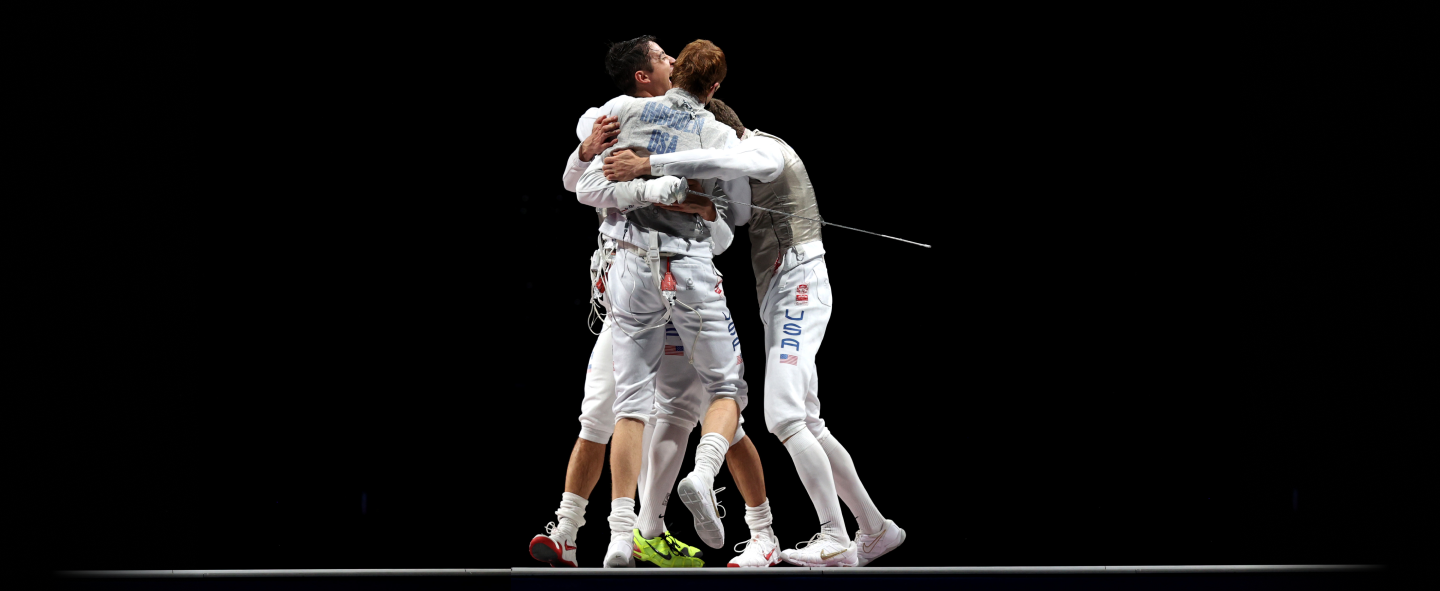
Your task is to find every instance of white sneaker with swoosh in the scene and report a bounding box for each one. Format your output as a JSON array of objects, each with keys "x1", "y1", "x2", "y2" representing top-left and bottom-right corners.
[
  {"x1": 602, "y1": 536, "x2": 635, "y2": 568},
  {"x1": 780, "y1": 530, "x2": 857, "y2": 567},
  {"x1": 855, "y1": 519, "x2": 906, "y2": 567}
]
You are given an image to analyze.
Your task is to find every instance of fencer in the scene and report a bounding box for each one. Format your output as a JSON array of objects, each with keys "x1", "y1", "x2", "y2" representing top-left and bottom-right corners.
[
  {"x1": 528, "y1": 35, "x2": 709, "y2": 569},
  {"x1": 542, "y1": 36, "x2": 778, "y2": 569},
  {"x1": 573, "y1": 39, "x2": 780, "y2": 569}
]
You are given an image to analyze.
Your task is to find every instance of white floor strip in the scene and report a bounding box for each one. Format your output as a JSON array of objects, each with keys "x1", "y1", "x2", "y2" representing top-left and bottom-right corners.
[{"x1": 56, "y1": 565, "x2": 1383, "y2": 577}]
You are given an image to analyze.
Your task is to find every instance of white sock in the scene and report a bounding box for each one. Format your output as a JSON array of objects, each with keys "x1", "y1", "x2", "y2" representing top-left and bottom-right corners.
[
  {"x1": 819, "y1": 431, "x2": 885, "y2": 535},
  {"x1": 608, "y1": 497, "x2": 637, "y2": 541},
  {"x1": 745, "y1": 497, "x2": 775, "y2": 541},
  {"x1": 638, "y1": 421, "x2": 693, "y2": 539},
  {"x1": 783, "y1": 429, "x2": 848, "y2": 542},
  {"x1": 554, "y1": 492, "x2": 587, "y2": 539},
  {"x1": 637, "y1": 419, "x2": 655, "y2": 509},
  {"x1": 691, "y1": 432, "x2": 729, "y2": 482}
]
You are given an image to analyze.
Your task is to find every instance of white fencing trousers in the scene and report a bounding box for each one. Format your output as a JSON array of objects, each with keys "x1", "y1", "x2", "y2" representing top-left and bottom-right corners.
[
  {"x1": 760, "y1": 242, "x2": 833, "y2": 442},
  {"x1": 579, "y1": 317, "x2": 656, "y2": 497},
  {"x1": 654, "y1": 324, "x2": 748, "y2": 442},
  {"x1": 609, "y1": 249, "x2": 748, "y2": 424},
  {"x1": 579, "y1": 318, "x2": 625, "y2": 444}
]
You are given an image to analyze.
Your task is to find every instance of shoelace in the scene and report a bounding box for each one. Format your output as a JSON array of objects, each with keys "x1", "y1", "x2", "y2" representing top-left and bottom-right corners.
[
  {"x1": 661, "y1": 532, "x2": 695, "y2": 557},
  {"x1": 544, "y1": 521, "x2": 576, "y2": 541},
  {"x1": 733, "y1": 532, "x2": 771, "y2": 554},
  {"x1": 793, "y1": 530, "x2": 839, "y2": 552},
  {"x1": 711, "y1": 486, "x2": 727, "y2": 519}
]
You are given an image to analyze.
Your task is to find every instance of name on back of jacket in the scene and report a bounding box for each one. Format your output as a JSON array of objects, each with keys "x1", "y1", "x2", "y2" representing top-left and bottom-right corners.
[{"x1": 640, "y1": 102, "x2": 706, "y2": 135}]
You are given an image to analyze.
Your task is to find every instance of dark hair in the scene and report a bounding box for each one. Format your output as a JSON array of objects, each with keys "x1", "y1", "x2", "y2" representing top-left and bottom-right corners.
[
  {"x1": 672, "y1": 39, "x2": 726, "y2": 99},
  {"x1": 605, "y1": 35, "x2": 657, "y2": 95},
  {"x1": 705, "y1": 98, "x2": 745, "y2": 139}
]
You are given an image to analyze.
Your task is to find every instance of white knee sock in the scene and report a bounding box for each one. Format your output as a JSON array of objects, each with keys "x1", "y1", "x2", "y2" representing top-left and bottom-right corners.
[
  {"x1": 608, "y1": 497, "x2": 637, "y2": 541},
  {"x1": 638, "y1": 421, "x2": 692, "y2": 539},
  {"x1": 554, "y1": 492, "x2": 587, "y2": 539},
  {"x1": 692, "y1": 432, "x2": 729, "y2": 482},
  {"x1": 819, "y1": 431, "x2": 885, "y2": 535},
  {"x1": 744, "y1": 497, "x2": 776, "y2": 541},
  {"x1": 783, "y1": 429, "x2": 847, "y2": 541},
  {"x1": 637, "y1": 419, "x2": 654, "y2": 508}
]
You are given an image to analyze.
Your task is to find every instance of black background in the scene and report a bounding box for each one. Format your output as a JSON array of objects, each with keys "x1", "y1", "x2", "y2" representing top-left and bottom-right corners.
[{"x1": 38, "y1": 8, "x2": 1426, "y2": 578}]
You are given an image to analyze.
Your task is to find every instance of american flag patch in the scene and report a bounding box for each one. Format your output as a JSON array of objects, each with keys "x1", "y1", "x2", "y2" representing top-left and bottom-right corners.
[
  {"x1": 779, "y1": 353, "x2": 799, "y2": 365},
  {"x1": 665, "y1": 344, "x2": 685, "y2": 356},
  {"x1": 737, "y1": 355, "x2": 744, "y2": 364}
]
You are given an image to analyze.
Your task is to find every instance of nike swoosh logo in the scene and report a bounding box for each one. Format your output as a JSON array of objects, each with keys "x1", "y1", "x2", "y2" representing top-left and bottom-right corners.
[
  {"x1": 764, "y1": 549, "x2": 775, "y2": 560},
  {"x1": 862, "y1": 523, "x2": 886, "y2": 553},
  {"x1": 563, "y1": 543, "x2": 577, "y2": 551},
  {"x1": 645, "y1": 538, "x2": 672, "y2": 560},
  {"x1": 820, "y1": 547, "x2": 849, "y2": 560}
]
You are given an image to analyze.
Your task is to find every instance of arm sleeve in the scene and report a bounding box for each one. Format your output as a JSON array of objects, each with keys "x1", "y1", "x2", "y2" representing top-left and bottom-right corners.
[
  {"x1": 575, "y1": 153, "x2": 647, "y2": 211},
  {"x1": 718, "y1": 176, "x2": 750, "y2": 228},
  {"x1": 561, "y1": 144, "x2": 590, "y2": 192},
  {"x1": 648, "y1": 137, "x2": 785, "y2": 183},
  {"x1": 702, "y1": 180, "x2": 735, "y2": 255},
  {"x1": 573, "y1": 98, "x2": 650, "y2": 208},
  {"x1": 704, "y1": 212, "x2": 734, "y2": 255}
]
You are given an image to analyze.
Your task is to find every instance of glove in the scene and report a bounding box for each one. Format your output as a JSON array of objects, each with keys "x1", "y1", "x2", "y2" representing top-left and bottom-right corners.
[{"x1": 640, "y1": 176, "x2": 688, "y2": 205}]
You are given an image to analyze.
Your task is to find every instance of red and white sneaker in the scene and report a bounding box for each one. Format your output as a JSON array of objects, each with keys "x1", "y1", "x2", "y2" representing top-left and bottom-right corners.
[
  {"x1": 728, "y1": 531, "x2": 781, "y2": 568},
  {"x1": 528, "y1": 522, "x2": 578, "y2": 567},
  {"x1": 855, "y1": 519, "x2": 906, "y2": 567}
]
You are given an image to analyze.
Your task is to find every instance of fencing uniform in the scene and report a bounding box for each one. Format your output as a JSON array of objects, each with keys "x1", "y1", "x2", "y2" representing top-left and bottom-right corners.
[
  {"x1": 648, "y1": 130, "x2": 823, "y2": 440},
  {"x1": 647, "y1": 129, "x2": 904, "y2": 567}
]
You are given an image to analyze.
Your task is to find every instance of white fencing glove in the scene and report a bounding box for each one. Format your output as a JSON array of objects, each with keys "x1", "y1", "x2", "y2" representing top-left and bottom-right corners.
[{"x1": 640, "y1": 176, "x2": 688, "y2": 205}]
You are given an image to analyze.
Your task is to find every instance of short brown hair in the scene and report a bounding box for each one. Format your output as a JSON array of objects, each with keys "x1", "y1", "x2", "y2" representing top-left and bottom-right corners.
[
  {"x1": 670, "y1": 39, "x2": 726, "y2": 99},
  {"x1": 706, "y1": 98, "x2": 745, "y2": 139},
  {"x1": 605, "y1": 35, "x2": 657, "y2": 95}
]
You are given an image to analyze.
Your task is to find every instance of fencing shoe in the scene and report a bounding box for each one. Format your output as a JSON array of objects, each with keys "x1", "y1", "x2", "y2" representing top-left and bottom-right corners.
[
  {"x1": 528, "y1": 521, "x2": 578, "y2": 567},
  {"x1": 781, "y1": 529, "x2": 857, "y2": 567},
  {"x1": 632, "y1": 529, "x2": 704, "y2": 567},
  {"x1": 728, "y1": 531, "x2": 781, "y2": 568},
  {"x1": 855, "y1": 519, "x2": 906, "y2": 567},
  {"x1": 676, "y1": 472, "x2": 726, "y2": 549},
  {"x1": 602, "y1": 535, "x2": 635, "y2": 568}
]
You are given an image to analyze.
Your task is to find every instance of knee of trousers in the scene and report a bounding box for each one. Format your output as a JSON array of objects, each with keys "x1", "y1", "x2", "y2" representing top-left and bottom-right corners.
[
  {"x1": 705, "y1": 392, "x2": 741, "y2": 412},
  {"x1": 764, "y1": 397, "x2": 808, "y2": 439},
  {"x1": 653, "y1": 414, "x2": 698, "y2": 431},
  {"x1": 652, "y1": 393, "x2": 703, "y2": 429},
  {"x1": 578, "y1": 404, "x2": 616, "y2": 444},
  {"x1": 771, "y1": 419, "x2": 809, "y2": 443},
  {"x1": 731, "y1": 424, "x2": 747, "y2": 447},
  {"x1": 615, "y1": 412, "x2": 651, "y2": 425},
  {"x1": 577, "y1": 426, "x2": 612, "y2": 444}
]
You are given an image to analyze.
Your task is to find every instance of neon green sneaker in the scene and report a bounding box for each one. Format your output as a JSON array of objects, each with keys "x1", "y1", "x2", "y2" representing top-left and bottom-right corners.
[{"x1": 631, "y1": 528, "x2": 705, "y2": 567}]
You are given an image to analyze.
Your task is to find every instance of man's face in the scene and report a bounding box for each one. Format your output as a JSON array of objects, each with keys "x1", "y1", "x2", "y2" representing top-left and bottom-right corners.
[{"x1": 647, "y1": 42, "x2": 675, "y2": 93}]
